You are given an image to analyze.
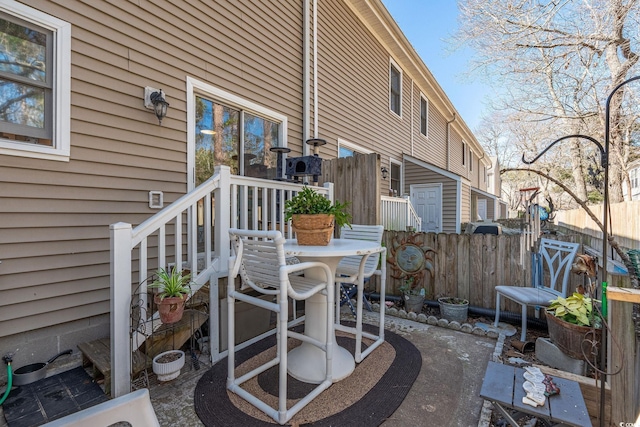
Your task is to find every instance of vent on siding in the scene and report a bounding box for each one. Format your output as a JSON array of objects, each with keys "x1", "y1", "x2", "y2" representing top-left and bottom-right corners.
[{"x1": 149, "y1": 191, "x2": 163, "y2": 209}]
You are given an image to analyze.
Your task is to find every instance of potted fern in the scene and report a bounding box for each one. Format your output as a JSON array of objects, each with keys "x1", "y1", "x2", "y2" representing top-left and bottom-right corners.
[
  {"x1": 284, "y1": 186, "x2": 351, "y2": 245},
  {"x1": 149, "y1": 267, "x2": 193, "y2": 324}
]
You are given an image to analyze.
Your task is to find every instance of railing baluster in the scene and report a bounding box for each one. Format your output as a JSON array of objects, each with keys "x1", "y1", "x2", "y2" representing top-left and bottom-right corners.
[
  {"x1": 189, "y1": 202, "x2": 197, "y2": 274},
  {"x1": 204, "y1": 191, "x2": 212, "y2": 269},
  {"x1": 175, "y1": 214, "x2": 182, "y2": 270}
]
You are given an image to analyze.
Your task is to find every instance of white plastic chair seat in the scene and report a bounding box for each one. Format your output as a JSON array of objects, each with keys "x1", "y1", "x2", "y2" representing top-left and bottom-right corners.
[
  {"x1": 494, "y1": 286, "x2": 557, "y2": 306},
  {"x1": 334, "y1": 224, "x2": 386, "y2": 363},
  {"x1": 227, "y1": 228, "x2": 334, "y2": 425},
  {"x1": 41, "y1": 389, "x2": 159, "y2": 427}
]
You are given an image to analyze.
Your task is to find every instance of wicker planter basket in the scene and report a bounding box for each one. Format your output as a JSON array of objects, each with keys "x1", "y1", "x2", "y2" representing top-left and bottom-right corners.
[
  {"x1": 291, "y1": 214, "x2": 335, "y2": 246},
  {"x1": 545, "y1": 309, "x2": 601, "y2": 360}
]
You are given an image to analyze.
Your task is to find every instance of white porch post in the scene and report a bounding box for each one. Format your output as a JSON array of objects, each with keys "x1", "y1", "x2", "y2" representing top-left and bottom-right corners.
[
  {"x1": 110, "y1": 222, "x2": 132, "y2": 397},
  {"x1": 210, "y1": 166, "x2": 231, "y2": 361}
]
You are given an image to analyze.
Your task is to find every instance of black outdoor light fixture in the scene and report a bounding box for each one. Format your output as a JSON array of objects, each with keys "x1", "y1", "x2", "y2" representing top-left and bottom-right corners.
[
  {"x1": 144, "y1": 87, "x2": 170, "y2": 125},
  {"x1": 381, "y1": 166, "x2": 389, "y2": 180}
]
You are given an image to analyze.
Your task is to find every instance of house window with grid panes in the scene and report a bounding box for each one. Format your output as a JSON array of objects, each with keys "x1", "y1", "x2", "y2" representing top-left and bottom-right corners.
[
  {"x1": 389, "y1": 63, "x2": 401, "y2": 116},
  {"x1": 420, "y1": 96, "x2": 428, "y2": 137},
  {"x1": 0, "y1": 4, "x2": 70, "y2": 160}
]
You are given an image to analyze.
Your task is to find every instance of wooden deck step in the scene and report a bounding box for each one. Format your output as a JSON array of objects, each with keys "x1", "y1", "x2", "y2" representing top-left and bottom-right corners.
[
  {"x1": 77, "y1": 337, "x2": 149, "y2": 397},
  {"x1": 77, "y1": 309, "x2": 208, "y2": 396}
]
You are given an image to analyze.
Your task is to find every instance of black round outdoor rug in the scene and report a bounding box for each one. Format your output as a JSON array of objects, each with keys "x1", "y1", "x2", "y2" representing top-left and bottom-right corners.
[{"x1": 194, "y1": 324, "x2": 421, "y2": 426}]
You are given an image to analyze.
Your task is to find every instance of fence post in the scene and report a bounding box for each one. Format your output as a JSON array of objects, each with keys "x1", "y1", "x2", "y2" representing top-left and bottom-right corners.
[{"x1": 110, "y1": 221, "x2": 133, "y2": 397}]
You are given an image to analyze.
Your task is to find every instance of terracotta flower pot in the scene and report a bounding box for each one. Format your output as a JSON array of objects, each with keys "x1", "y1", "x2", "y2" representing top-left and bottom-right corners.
[{"x1": 154, "y1": 294, "x2": 186, "y2": 324}]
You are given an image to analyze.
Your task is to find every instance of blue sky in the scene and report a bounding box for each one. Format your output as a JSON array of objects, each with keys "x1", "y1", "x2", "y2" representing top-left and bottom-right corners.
[{"x1": 380, "y1": 1, "x2": 491, "y2": 131}]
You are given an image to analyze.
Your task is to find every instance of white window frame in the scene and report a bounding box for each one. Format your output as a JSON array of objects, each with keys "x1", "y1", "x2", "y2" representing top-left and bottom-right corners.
[
  {"x1": 186, "y1": 77, "x2": 288, "y2": 190},
  {"x1": 337, "y1": 138, "x2": 373, "y2": 157},
  {"x1": 470, "y1": 148, "x2": 473, "y2": 172},
  {"x1": 389, "y1": 58, "x2": 402, "y2": 118},
  {"x1": 462, "y1": 141, "x2": 466, "y2": 166},
  {"x1": 0, "y1": 2, "x2": 71, "y2": 161},
  {"x1": 419, "y1": 93, "x2": 428, "y2": 138},
  {"x1": 389, "y1": 158, "x2": 402, "y2": 196}
]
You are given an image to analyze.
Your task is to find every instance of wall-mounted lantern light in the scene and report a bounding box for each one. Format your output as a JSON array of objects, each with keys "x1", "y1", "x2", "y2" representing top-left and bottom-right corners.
[
  {"x1": 381, "y1": 166, "x2": 389, "y2": 180},
  {"x1": 144, "y1": 86, "x2": 169, "y2": 125}
]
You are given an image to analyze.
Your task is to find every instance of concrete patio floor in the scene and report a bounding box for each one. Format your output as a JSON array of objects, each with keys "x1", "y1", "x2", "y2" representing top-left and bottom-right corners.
[
  {"x1": 149, "y1": 311, "x2": 499, "y2": 427},
  {"x1": 0, "y1": 310, "x2": 499, "y2": 427}
]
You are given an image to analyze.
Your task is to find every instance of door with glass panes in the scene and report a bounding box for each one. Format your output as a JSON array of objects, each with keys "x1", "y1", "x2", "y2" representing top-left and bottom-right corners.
[{"x1": 193, "y1": 95, "x2": 282, "y2": 250}]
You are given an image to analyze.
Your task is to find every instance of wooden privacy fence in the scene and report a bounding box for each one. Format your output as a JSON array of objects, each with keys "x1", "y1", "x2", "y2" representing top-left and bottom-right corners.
[{"x1": 369, "y1": 231, "x2": 584, "y2": 314}]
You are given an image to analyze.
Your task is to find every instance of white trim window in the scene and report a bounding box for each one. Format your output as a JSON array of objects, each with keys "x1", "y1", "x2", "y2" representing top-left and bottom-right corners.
[
  {"x1": 0, "y1": 3, "x2": 71, "y2": 161},
  {"x1": 419, "y1": 94, "x2": 428, "y2": 137},
  {"x1": 186, "y1": 78, "x2": 288, "y2": 189},
  {"x1": 469, "y1": 148, "x2": 473, "y2": 172},
  {"x1": 390, "y1": 159, "x2": 402, "y2": 197},
  {"x1": 389, "y1": 59, "x2": 402, "y2": 117},
  {"x1": 337, "y1": 138, "x2": 373, "y2": 158},
  {"x1": 462, "y1": 141, "x2": 466, "y2": 166}
]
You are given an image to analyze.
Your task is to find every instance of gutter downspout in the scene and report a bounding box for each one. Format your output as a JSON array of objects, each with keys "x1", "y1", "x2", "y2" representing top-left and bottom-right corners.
[
  {"x1": 303, "y1": 0, "x2": 310, "y2": 156},
  {"x1": 313, "y1": 0, "x2": 318, "y2": 139},
  {"x1": 446, "y1": 113, "x2": 456, "y2": 171}
]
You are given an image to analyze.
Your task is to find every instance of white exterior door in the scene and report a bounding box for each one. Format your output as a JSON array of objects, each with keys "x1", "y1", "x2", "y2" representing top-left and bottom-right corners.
[
  {"x1": 410, "y1": 184, "x2": 442, "y2": 232},
  {"x1": 477, "y1": 199, "x2": 487, "y2": 221}
]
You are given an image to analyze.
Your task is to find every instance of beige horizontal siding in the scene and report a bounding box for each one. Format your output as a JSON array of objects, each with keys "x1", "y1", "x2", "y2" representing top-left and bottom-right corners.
[
  {"x1": 316, "y1": 0, "x2": 411, "y2": 159},
  {"x1": 1, "y1": 0, "x2": 305, "y2": 338},
  {"x1": 413, "y1": 104, "x2": 447, "y2": 168},
  {"x1": 461, "y1": 182, "x2": 471, "y2": 224}
]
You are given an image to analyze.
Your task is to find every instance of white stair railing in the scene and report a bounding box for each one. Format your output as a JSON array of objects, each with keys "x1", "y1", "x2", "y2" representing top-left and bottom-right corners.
[
  {"x1": 380, "y1": 195, "x2": 422, "y2": 231},
  {"x1": 110, "y1": 165, "x2": 332, "y2": 396}
]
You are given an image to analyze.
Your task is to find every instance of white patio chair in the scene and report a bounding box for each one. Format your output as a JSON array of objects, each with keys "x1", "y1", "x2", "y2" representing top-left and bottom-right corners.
[
  {"x1": 227, "y1": 228, "x2": 334, "y2": 425},
  {"x1": 494, "y1": 238, "x2": 580, "y2": 342},
  {"x1": 41, "y1": 389, "x2": 159, "y2": 427},
  {"x1": 334, "y1": 224, "x2": 386, "y2": 363}
]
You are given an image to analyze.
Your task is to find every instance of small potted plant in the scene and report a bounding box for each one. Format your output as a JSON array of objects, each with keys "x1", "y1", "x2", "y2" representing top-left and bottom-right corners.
[
  {"x1": 149, "y1": 267, "x2": 193, "y2": 324},
  {"x1": 152, "y1": 349, "x2": 185, "y2": 381},
  {"x1": 546, "y1": 292, "x2": 601, "y2": 359},
  {"x1": 399, "y1": 275, "x2": 425, "y2": 313},
  {"x1": 284, "y1": 186, "x2": 352, "y2": 245}
]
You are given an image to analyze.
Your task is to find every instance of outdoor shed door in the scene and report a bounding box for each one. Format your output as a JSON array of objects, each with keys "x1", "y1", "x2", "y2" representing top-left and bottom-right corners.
[{"x1": 410, "y1": 184, "x2": 442, "y2": 233}]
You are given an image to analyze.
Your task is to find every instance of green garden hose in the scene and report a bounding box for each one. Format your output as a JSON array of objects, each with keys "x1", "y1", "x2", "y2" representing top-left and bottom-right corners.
[{"x1": 0, "y1": 354, "x2": 13, "y2": 406}]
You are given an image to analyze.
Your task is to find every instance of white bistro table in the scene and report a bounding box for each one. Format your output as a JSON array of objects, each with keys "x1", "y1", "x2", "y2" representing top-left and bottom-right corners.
[{"x1": 283, "y1": 238, "x2": 382, "y2": 384}]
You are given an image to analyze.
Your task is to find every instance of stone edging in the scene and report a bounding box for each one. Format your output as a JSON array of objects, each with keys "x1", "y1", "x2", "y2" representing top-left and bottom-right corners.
[{"x1": 372, "y1": 303, "x2": 502, "y2": 339}]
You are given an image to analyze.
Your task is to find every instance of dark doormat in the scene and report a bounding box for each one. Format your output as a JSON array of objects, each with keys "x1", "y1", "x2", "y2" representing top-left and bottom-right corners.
[{"x1": 2, "y1": 366, "x2": 108, "y2": 427}]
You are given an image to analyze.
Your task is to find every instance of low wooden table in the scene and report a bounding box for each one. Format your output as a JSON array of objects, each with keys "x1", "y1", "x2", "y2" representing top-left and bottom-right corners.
[{"x1": 480, "y1": 361, "x2": 590, "y2": 427}]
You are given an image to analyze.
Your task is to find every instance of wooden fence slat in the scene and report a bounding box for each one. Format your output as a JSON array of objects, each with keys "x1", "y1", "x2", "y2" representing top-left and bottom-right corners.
[
  {"x1": 610, "y1": 299, "x2": 637, "y2": 425},
  {"x1": 482, "y1": 234, "x2": 497, "y2": 310},
  {"x1": 469, "y1": 234, "x2": 484, "y2": 307},
  {"x1": 457, "y1": 233, "x2": 470, "y2": 302}
]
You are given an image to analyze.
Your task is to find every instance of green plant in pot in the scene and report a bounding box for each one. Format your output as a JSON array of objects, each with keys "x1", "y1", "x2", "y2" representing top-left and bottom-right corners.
[
  {"x1": 284, "y1": 186, "x2": 351, "y2": 246},
  {"x1": 546, "y1": 292, "x2": 601, "y2": 359},
  {"x1": 149, "y1": 267, "x2": 193, "y2": 324},
  {"x1": 399, "y1": 275, "x2": 425, "y2": 313}
]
